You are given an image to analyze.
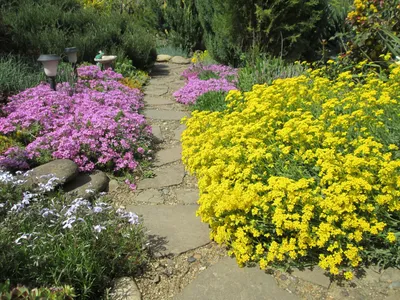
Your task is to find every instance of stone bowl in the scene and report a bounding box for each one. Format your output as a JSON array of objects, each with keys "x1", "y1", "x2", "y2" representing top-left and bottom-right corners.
[{"x1": 94, "y1": 55, "x2": 117, "y2": 64}]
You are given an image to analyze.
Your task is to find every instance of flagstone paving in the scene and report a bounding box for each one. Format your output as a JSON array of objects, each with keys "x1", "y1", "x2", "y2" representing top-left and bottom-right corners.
[{"x1": 111, "y1": 62, "x2": 400, "y2": 300}]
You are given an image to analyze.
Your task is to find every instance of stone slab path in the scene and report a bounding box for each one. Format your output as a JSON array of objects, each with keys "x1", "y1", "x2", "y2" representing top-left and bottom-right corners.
[
  {"x1": 118, "y1": 62, "x2": 400, "y2": 300},
  {"x1": 174, "y1": 257, "x2": 298, "y2": 300}
]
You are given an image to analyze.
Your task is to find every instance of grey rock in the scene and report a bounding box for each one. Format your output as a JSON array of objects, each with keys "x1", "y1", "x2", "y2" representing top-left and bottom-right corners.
[
  {"x1": 125, "y1": 205, "x2": 209, "y2": 255},
  {"x1": 151, "y1": 125, "x2": 164, "y2": 143},
  {"x1": 156, "y1": 54, "x2": 172, "y2": 62},
  {"x1": 144, "y1": 109, "x2": 188, "y2": 121},
  {"x1": 175, "y1": 189, "x2": 199, "y2": 204},
  {"x1": 174, "y1": 257, "x2": 298, "y2": 300},
  {"x1": 137, "y1": 164, "x2": 185, "y2": 189},
  {"x1": 170, "y1": 56, "x2": 191, "y2": 64},
  {"x1": 188, "y1": 256, "x2": 197, "y2": 263},
  {"x1": 389, "y1": 281, "x2": 400, "y2": 289},
  {"x1": 173, "y1": 124, "x2": 186, "y2": 141},
  {"x1": 145, "y1": 86, "x2": 168, "y2": 96},
  {"x1": 144, "y1": 96, "x2": 175, "y2": 106},
  {"x1": 26, "y1": 159, "x2": 78, "y2": 187},
  {"x1": 291, "y1": 266, "x2": 330, "y2": 288},
  {"x1": 64, "y1": 170, "x2": 109, "y2": 199},
  {"x1": 380, "y1": 268, "x2": 400, "y2": 283},
  {"x1": 108, "y1": 179, "x2": 119, "y2": 193},
  {"x1": 154, "y1": 146, "x2": 182, "y2": 166},
  {"x1": 110, "y1": 277, "x2": 141, "y2": 300},
  {"x1": 135, "y1": 189, "x2": 163, "y2": 204},
  {"x1": 152, "y1": 274, "x2": 161, "y2": 284}
]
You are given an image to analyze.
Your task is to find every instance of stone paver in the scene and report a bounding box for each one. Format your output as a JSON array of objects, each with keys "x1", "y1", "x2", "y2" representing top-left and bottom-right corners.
[
  {"x1": 110, "y1": 277, "x2": 141, "y2": 300},
  {"x1": 171, "y1": 56, "x2": 191, "y2": 64},
  {"x1": 126, "y1": 204, "x2": 209, "y2": 255},
  {"x1": 175, "y1": 189, "x2": 199, "y2": 204},
  {"x1": 144, "y1": 109, "x2": 188, "y2": 121},
  {"x1": 151, "y1": 125, "x2": 164, "y2": 142},
  {"x1": 137, "y1": 164, "x2": 185, "y2": 189},
  {"x1": 145, "y1": 86, "x2": 169, "y2": 96},
  {"x1": 173, "y1": 124, "x2": 186, "y2": 140},
  {"x1": 135, "y1": 189, "x2": 163, "y2": 204},
  {"x1": 64, "y1": 170, "x2": 109, "y2": 199},
  {"x1": 174, "y1": 257, "x2": 299, "y2": 300},
  {"x1": 380, "y1": 268, "x2": 400, "y2": 283},
  {"x1": 144, "y1": 96, "x2": 175, "y2": 106},
  {"x1": 156, "y1": 54, "x2": 172, "y2": 62},
  {"x1": 291, "y1": 266, "x2": 330, "y2": 288},
  {"x1": 154, "y1": 146, "x2": 182, "y2": 166}
]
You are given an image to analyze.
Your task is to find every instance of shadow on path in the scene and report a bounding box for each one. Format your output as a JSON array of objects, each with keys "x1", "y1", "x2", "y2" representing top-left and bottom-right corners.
[{"x1": 150, "y1": 64, "x2": 170, "y2": 77}]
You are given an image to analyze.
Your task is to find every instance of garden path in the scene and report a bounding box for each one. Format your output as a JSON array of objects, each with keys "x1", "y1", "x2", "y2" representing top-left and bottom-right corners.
[{"x1": 113, "y1": 62, "x2": 400, "y2": 300}]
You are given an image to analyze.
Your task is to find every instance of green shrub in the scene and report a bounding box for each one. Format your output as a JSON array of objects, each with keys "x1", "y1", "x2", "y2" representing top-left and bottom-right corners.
[
  {"x1": 196, "y1": 0, "x2": 327, "y2": 65},
  {"x1": 0, "y1": 172, "x2": 148, "y2": 298},
  {"x1": 121, "y1": 24, "x2": 157, "y2": 70},
  {"x1": 190, "y1": 91, "x2": 227, "y2": 112},
  {"x1": 2, "y1": 0, "x2": 156, "y2": 69},
  {"x1": 346, "y1": 0, "x2": 400, "y2": 62},
  {"x1": 238, "y1": 56, "x2": 307, "y2": 91},
  {"x1": 162, "y1": 0, "x2": 203, "y2": 54}
]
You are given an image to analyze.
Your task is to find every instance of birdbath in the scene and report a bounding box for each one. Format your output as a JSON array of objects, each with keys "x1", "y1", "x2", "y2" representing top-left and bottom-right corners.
[{"x1": 94, "y1": 55, "x2": 117, "y2": 70}]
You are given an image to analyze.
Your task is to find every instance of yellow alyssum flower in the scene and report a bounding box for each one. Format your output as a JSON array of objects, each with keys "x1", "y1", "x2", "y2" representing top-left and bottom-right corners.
[{"x1": 182, "y1": 64, "x2": 400, "y2": 277}]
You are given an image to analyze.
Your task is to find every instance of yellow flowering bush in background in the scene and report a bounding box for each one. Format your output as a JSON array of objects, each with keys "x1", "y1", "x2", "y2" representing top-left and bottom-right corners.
[{"x1": 182, "y1": 64, "x2": 400, "y2": 278}]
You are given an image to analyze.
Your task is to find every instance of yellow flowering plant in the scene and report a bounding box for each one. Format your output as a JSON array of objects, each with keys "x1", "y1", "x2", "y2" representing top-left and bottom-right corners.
[{"x1": 182, "y1": 64, "x2": 400, "y2": 278}]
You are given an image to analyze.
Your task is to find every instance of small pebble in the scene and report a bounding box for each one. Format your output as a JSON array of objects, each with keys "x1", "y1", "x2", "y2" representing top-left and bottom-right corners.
[
  {"x1": 152, "y1": 274, "x2": 161, "y2": 284},
  {"x1": 193, "y1": 253, "x2": 202, "y2": 260},
  {"x1": 341, "y1": 290, "x2": 350, "y2": 297},
  {"x1": 187, "y1": 256, "x2": 196, "y2": 263},
  {"x1": 280, "y1": 274, "x2": 288, "y2": 281}
]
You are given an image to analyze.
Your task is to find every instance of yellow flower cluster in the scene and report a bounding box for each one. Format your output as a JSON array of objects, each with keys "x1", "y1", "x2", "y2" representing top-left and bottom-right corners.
[
  {"x1": 182, "y1": 64, "x2": 400, "y2": 277},
  {"x1": 191, "y1": 50, "x2": 212, "y2": 64}
]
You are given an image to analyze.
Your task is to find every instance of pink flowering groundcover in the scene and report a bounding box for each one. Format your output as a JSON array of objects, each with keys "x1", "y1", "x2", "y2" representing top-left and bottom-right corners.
[
  {"x1": 0, "y1": 65, "x2": 153, "y2": 177},
  {"x1": 173, "y1": 64, "x2": 238, "y2": 105}
]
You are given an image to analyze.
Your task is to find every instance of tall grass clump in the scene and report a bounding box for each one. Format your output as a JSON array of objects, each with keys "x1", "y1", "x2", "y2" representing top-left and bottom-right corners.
[
  {"x1": 0, "y1": 55, "x2": 43, "y2": 103},
  {"x1": 238, "y1": 56, "x2": 307, "y2": 92}
]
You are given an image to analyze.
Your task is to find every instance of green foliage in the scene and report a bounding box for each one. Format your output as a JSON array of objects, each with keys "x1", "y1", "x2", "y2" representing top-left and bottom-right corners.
[
  {"x1": 115, "y1": 57, "x2": 150, "y2": 88},
  {"x1": 0, "y1": 135, "x2": 20, "y2": 154},
  {"x1": 0, "y1": 175, "x2": 148, "y2": 299},
  {"x1": 162, "y1": 0, "x2": 203, "y2": 54},
  {"x1": 198, "y1": 70, "x2": 219, "y2": 81},
  {"x1": 189, "y1": 91, "x2": 227, "y2": 112},
  {"x1": 121, "y1": 24, "x2": 157, "y2": 69},
  {"x1": 238, "y1": 56, "x2": 307, "y2": 92},
  {"x1": 0, "y1": 280, "x2": 75, "y2": 300},
  {"x1": 196, "y1": 0, "x2": 326, "y2": 65},
  {"x1": 156, "y1": 43, "x2": 188, "y2": 58},
  {"x1": 0, "y1": 55, "x2": 43, "y2": 99},
  {"x1": 2, "y1": 0, "x2": 156, "y2": 69},
  {"x1": 346, "y1": 0, "x2": 400, "y2": 62}
]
